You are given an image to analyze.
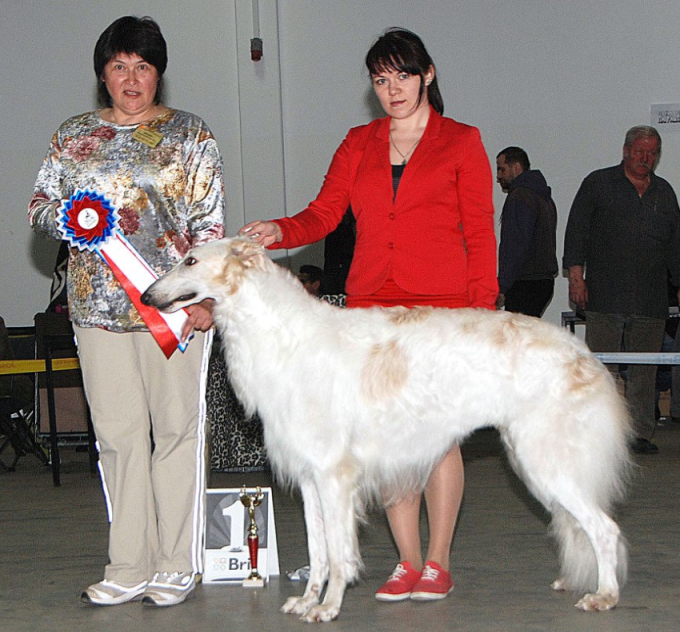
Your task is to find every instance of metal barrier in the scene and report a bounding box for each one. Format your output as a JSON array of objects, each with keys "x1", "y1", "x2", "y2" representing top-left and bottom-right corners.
[
  {"x1": 595, "y1": 353, "x2": 680, "y2": 365},
  {"x1": 560, "y1": 311, "x2": 680, "y2": 365}
]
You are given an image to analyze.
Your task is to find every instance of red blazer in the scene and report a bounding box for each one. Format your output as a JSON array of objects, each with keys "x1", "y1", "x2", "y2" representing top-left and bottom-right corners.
[{"x1": 272, "y1": 108, "x2": 498, "y2": 309}]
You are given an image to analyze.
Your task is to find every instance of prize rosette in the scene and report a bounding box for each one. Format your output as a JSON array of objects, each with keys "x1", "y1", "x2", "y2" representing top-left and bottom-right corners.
[
  {"x1": 56, "y1": 189, "x2": 189, "y2": 358},
  {"x1": 56, "y1": 189, "x2": 120, "y2": 252}
]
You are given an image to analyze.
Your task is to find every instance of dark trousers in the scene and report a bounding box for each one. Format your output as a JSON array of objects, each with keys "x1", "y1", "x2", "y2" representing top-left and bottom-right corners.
[
  {"x1": 670, "y1": 328, "x2": 680, "y2": 418},
  {"x1": 585, "y1": 311, "x2": 666, "y2": 440},
  {"x1": 504, "y1": 279, "x2": 554, "y2": 318}
]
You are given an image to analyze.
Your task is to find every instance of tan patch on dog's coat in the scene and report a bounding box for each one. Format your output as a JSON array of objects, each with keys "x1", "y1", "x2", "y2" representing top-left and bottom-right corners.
[
  {"x1": 489, "y1": 317, "x2": 523, "y2": 348},
  {"x1": 218, "y1": 240, "x2": 266, "y2": 295},
  {"x1": 388, "y1": 306, "x2": 433, "y2": 326},
  {"x1": 566, "y1": 355, "x2": 604, "y2": 393},
  {"x1": 361, "y1": 340, "x2": 409, "y2": 402},
  {"x1": 219, "y1": 256, "x2": 246, "y2": 295}
]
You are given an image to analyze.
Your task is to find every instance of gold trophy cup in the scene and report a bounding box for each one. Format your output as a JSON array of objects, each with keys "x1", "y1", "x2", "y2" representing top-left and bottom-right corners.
[{"x1": 239, "y1": 486, "x2": 265, "y2": 587}]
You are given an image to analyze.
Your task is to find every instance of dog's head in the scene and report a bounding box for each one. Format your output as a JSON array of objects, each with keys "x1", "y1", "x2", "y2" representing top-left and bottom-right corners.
[{"x1": 141, "y1": 237, "x2": 268, "y2": 312}]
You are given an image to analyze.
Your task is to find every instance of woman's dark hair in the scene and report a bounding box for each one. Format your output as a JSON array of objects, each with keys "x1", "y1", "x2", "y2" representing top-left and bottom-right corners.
[
  {"x1": 94, "y1": 16, "x2": 167, "y2": 107},
  {"x1": 365, "y1": 28, "x2": 444, "y2": 115}
]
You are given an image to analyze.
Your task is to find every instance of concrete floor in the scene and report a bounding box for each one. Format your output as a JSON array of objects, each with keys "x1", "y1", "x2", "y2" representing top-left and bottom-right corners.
[{"x1": 2, "y1": 423, "x2": 679, "y2": 632}]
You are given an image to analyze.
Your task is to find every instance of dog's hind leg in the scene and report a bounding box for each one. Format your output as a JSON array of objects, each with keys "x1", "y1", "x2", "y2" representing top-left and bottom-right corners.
[
  {"x1": 299, "y1": 461, "x2": 362, "y2": 623},
  {"x1": 551, "y1": 497, "x2": 624, "y2": 611},
  {"x1": 281, "y1": 479, "x2": 329, "y2": 616}
]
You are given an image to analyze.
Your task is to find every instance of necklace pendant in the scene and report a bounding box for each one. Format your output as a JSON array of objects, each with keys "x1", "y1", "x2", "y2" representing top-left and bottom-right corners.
[{"x1": 402, "y1": 158, "x2": 407, "y2": 166}]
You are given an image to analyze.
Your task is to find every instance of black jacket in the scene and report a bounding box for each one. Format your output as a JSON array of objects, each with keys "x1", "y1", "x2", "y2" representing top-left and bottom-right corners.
[
  {"x1": 498, "y1": 170, "x2": 558, "y2": 295},
  {"x1": 563, "y1": 163, "x2": 680, "y2": 318}
]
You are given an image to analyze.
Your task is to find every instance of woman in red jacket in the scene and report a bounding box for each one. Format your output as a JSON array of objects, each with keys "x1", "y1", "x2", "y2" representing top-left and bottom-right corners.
[{"x1": 242, "y1": 28, "x2": 497, "y2": 601}]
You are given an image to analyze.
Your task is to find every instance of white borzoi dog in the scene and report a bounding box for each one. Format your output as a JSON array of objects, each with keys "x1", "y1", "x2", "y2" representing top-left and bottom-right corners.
[{"x1": 141, "y1": 237, "x2": 632, "y2": 622}]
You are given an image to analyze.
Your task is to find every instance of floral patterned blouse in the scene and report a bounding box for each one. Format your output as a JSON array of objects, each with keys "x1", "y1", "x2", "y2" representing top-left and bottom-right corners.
[{"x1": 29, "y1": 109, "x2": 225, "y2": 332}]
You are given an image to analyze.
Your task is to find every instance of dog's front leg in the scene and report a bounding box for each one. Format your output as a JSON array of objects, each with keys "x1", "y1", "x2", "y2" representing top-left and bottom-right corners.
[
  {"x1": 300, "y1": 465, "x2": 361, "y2": 623},
  {"x1": 281, "y1": 479, "x2": 329, "y2": 616}
]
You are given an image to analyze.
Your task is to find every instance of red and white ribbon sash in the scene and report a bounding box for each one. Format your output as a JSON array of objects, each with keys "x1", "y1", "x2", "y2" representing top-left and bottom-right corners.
[{"x1": 56, "y1": 189, "x2": 188, "y2": 358}]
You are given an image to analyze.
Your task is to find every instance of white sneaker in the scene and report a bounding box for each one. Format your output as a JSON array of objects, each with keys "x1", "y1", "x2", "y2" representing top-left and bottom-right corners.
[
  {"x1": 286, "y1": 565, "x2": 310, "y2": 581},
  {"x1": 81, "y1": 579, "x2": 148, "y2": 605},
  {"x1": 142, "y1": 572, "x2": 195, "y2": 607}
]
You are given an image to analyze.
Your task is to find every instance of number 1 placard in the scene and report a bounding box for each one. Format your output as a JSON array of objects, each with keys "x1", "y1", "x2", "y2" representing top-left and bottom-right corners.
[{"x1": 203, "y1": 487, "x2": 280, "y2": 583}]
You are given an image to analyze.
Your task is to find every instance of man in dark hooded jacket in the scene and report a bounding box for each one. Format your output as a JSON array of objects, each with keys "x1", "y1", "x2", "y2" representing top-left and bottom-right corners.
[{"x1": 495, "y1": 146, "x2": 558, "y2": 317}]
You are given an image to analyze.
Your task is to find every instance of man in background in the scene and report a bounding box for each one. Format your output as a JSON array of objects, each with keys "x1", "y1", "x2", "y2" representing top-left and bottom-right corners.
[
  {"x1": 563, "y1": 126, "x2": 680, "y2": 454},
  {"x1": 495, "y1": 147, "x2": 558, "y2": 317}
]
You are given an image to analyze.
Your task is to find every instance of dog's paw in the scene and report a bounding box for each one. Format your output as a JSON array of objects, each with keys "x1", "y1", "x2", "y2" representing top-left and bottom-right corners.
[
  {"x1": 575, "y1": 592, "x2": 618, "y2": 611},
  {"x1": 300, "y1": 604, "x2": 340, "y2": 623},
  {"x1": 281, "y1": 596, "x2": 317, "y2": 615},
  {"x1": 551, "y1": 578, "x2": 567, "y2": 591}
]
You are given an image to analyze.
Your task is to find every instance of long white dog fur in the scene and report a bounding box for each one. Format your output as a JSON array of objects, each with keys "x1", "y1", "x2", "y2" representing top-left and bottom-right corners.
[{"x1": 142, "y1": 237, "x2": 632, "y2": 622}]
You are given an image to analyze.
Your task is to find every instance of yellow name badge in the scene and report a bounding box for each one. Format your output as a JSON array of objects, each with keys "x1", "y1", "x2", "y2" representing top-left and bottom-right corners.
[{"x1": 132, "y1": 125, "x2": 163, "y2": 148}]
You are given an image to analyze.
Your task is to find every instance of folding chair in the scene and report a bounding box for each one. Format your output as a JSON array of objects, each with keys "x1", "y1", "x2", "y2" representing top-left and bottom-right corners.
[
  {"x1": 34, "y1": 312, "x2": 97, "y2": 486},
  {"x1": 0, "y1": 318, "x2": 48, "y2": 471}
]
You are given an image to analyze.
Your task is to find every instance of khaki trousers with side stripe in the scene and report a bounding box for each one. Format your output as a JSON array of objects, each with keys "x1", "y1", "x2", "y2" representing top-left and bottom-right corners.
[{"x1": 74, "y1": 326, "x2": 211, "y2": 585}]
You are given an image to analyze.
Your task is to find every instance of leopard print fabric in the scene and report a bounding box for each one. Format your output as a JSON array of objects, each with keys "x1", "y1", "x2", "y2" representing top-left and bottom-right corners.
[
  {"x1": 320, "y1": 294, "x2": 346, "y2": 308},
  {"x1": 206, "y1": 334, "x2": 267, "y2": 471}
]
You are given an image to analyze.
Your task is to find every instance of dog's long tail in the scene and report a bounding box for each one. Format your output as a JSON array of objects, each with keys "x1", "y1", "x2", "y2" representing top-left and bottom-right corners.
[
  {"x1": 546, "y1": 364, "x2": 632, "y2": 595},
  {"x1": 501, "y1": 351, "x2": 633, "y2": 596}
]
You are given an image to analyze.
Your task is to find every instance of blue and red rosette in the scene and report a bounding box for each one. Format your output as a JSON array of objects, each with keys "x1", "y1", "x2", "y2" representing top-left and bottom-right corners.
[
  {"x1": 55, "y1": 188, "x2": 188, "y2": 357},
  {"x1": 56, "y1": 189, "x2": 120, "y2": 251}
]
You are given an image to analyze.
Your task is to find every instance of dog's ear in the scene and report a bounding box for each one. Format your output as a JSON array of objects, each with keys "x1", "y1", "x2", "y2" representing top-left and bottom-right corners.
[{"x1": 228, "y1": 238, "x2": 267, "y2": 270}]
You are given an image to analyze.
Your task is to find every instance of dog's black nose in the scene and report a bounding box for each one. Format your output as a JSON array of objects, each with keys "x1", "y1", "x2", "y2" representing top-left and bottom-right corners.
[{"x1": 140, "y1": 290, "x2": 152, "y2": 306}]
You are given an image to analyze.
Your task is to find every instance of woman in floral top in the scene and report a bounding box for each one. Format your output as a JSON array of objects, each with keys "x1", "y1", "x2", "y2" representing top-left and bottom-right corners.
[{"x1": 29, "y1": 16, "x2": 225, "y2": 607}]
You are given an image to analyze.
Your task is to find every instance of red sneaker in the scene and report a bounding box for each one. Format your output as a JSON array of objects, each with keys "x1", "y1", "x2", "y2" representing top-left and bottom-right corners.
[
  {"x1": 375, "y1": 561, "x2": 421, "y2": 602},
  {"x1": 410, "y1": 561, "x2": 454, "y2": 601}
]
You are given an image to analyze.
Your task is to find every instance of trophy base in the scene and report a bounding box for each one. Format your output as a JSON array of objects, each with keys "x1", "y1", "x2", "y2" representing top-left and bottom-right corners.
[{"x1": 243, "y1": 576, "x2": 265, "y2": 588}]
